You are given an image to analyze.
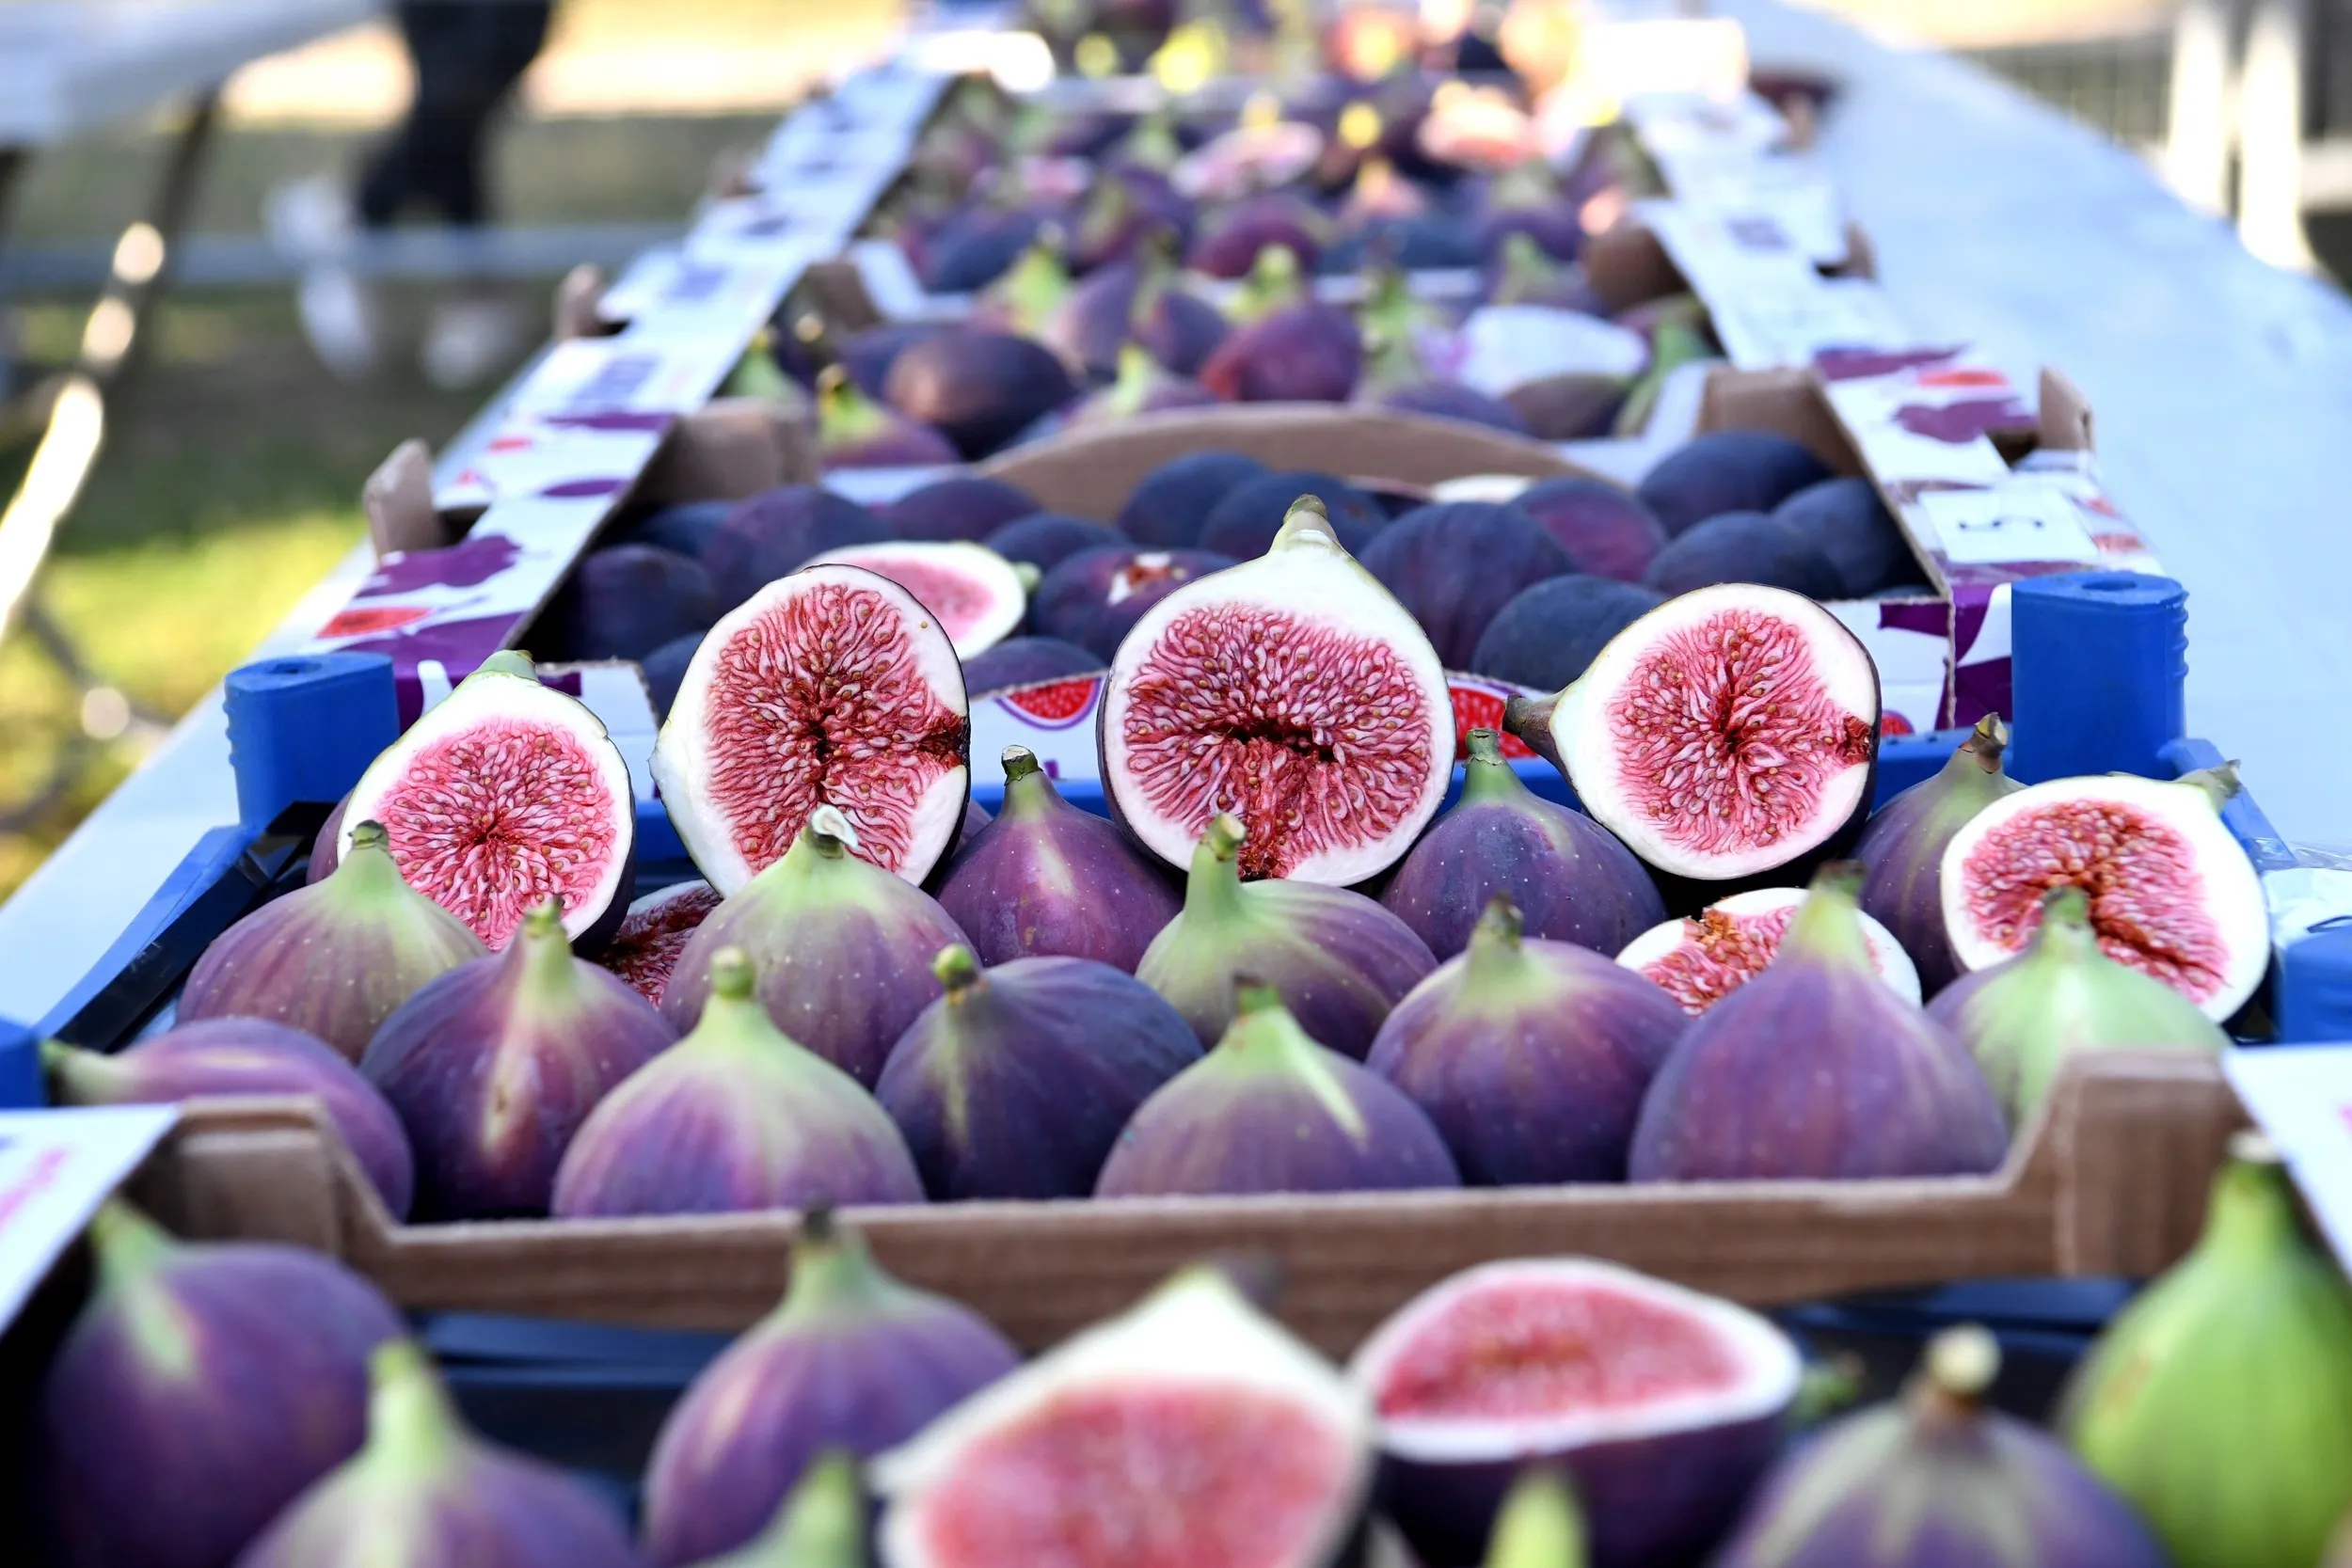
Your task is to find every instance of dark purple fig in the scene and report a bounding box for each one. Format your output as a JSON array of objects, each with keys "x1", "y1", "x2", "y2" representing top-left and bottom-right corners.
[
  {"x1": 180, "y1": 819, "x2": 485, "y2": 1062},
  {"x1": 1368, "y1": 378, "x2": 1533, "y2": 436},
  {"x1": 41, "y1": 1204, "x2": 405, "y2": 1568},
  {"x1": 1476, "y1": 166, "x2": 1585, "y2": 262},
  {"x1": 1044, "y1": 246, "x2": 1230, "y2": 380},
  {"x1": 553, "y1": 946, "x2": 925, "y2": 1217},
  {"x1": 1629, "y1": 863, "x2": 2009, "y2": 1180},
  {"x1": 1065, "y1": 342, "x2": 1219, "y2": 426},
  {"x1": 613, "y1": 499, "x2": 732, "y2": 560},
  {"x1": 1642, "y1": 510, "x2": 1844, "y2": 599},
  {"x1": 640, "y1": 632, "x2": 700, "y2": 721},
  {"x1": 1361, "y1": 500, "x2": 1577, "y2": 670},
  {"x1": 981, "y1": 509, "x2": 1121, "y2": 571},
  {"x1": 1136, "y1": 815, "x2": 1438, "y2": 1058},
  {"x1": 1199, "y1": 299, "x2": 1363, "y2": 403},
  {"x1": 1470, "y1": 575, "x2": 1666, "y2": 691},
  {"x1": 1854, "y1": 715, "x2": 2025, "y2": 995},
  {"x1": 961, "y1": 636, "x2": 1105, "y2": 696},
  {"x1": 834, "y1": 319, "x2": 952, "y2": 399},
  {"x1": 1116, "y1": 449, "x2": 1269, "y2": 547},
  {"x1": 1095, "y1": 981, "x2": 1460, "y2": 1196},
  {"x1": 1514, "y1": 476, "x2": 1669, "y2": 583},
  {"x1": 883, "y1": 328, "x2": 1080, "y2": 460},
  {"x1": 971, "y1": 235, "x2": 1071, "y2": 338},
  {"x1": 303, "y1": 794, "x2": 349, "y2": 883},
  {"x1": 547, "y1": 544, "x2": 719, "y2": 661},
  {"x1": 641, "y1": 1210, "x2": 1017, "y2": 1564},
  {"x1": 1071, "y1": 168, "x2": 1195, "y2": 273},
  {"x1": 1774, "y1": 475, "x2": 1925, "y2": 597},
  {"x1": 361, "y1": 896, "x2": 676, "y2": 1218},
  {"x1": 704, "y1": 484, "x2": 889, "y2": 610},
  {"x1": 1186, "y1": 193, "x2": 1327, "y2": 277},
  {"x1": 1383, "y1": 729, "x2": 1666, "y2": 960},
  {"x1": 936, "y1": 746, "x2": 1180, "y2": 968},
  {"x1": 1507, "y1": 371, "x2": 1631, "y2": 441},
  {"x1": 882, "y1": 475, "x2": 1041, "y2": 543},
  {"x1": 1199, "y1": 468, "x2": 1388, "y2": 557},
  {"x1": 1485, "y1": 231, "x2": 1608, "y2": 311},
  {"x1": 1367, "y1": 898, "x2": 1685, "y2": 1184},
  {"x1": 661, "y1": 807, "x2": 972, "y2": 1087},
  {"x1": 1636, "y1": 430, "x2": 1834, "y2": 537},
  {"x1": 597, "y1": 879, "x2": 722, "y2": 1005},
  {"x1": 1032, "y1": 544, "x2": 1237, "y2": 660},
  {"x1": 879, "y1": 946, "x2": 1201, "y2": 1199},
  {"x1": 237, "y1": 1339, "x2": 644, "y2": 1567},
  {"x1": 922, "y1": 205, "x2": 1047, "y2": 293},
  {"x1": 812, "y1": 365, "x2": 960, "y2": 469},
  {"x1": 46, "y1": 1022, "x2": 415, "y2": 1218}
]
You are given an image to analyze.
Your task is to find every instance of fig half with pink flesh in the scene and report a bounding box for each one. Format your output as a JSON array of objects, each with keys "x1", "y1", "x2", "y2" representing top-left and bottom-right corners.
[
  {"x1": 1102, "y1": 497, "x2": 1455, "y2": 884},
  {"x1": 597, "y1": 879, "x2": 721, "y2": 1005},
  {"x1": 655, "y1": 562, "x2": 971, "y2": 894},
  {"x1": 1503, "y1": 583, "x2": 1880, "y2": 884},
  {"x1": 1616, "y1": 885, "x2": 1921, "y2": 1016},
  {"x1": 1938, "y1": 766, "x2": 2267, "y2": 1022},
  {"x1": 805, "y1": 540, "x2": 1026, "y2": 659}
]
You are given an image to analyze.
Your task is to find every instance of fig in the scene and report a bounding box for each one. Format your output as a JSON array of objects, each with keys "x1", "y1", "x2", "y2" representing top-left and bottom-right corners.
[
  {"x1": 875, "y1": 1265, "x2": 1375, "y2": 1568},
  {"x1": 1186, "y1": 193, "x2": 1327, "y2": 276},
  {"x1": 972, "y1": 234, "x2": 1071, "y2": 338},
  {"x1": 882, "y1": 475, "x2": 1041, "y2": 543},
  {"x1": 805, "y1": 540, "x2": 1026, "y2": 659},
  {"x1": 1033, "y1": 543, "x2": 1237, "y2": 660},
  {"x1": 2063, "y1": 1132, "x2": 2352, "y2": 1568},
  {"x1": 1199, "y1": 468, "x2": 1389, "y2": 557},
  {"x1": 1716, "y1": 1325, "x2": 2165, "y2": 1568},
  {"x1": 342, "y1": 655, "x2": 636, "y2": 948},
  {"x1": 1503, "y1": 583, "x2": 1880, "y2": 882},
  {"x1": 1117, "y1": 449, "x2": 1270, "y2": 547},
  {"x1": 641, "y1": 1210, "x2": 1017, "y2": 1564},
  {"x1": 303, "y1": 793, "x2": 349, "y2": 882},
  {"x1": 1635, "y1": 431, "x2": 1834, "y2": 537},
  {"x1": 1640, "y1": 511, "x2": 1843, "y2": 599},
  {"x1": 46, "y1": 1022, "x2": 415, "y2": 1217},
  {"x1": 1103, "y1": 499, "x2": 1455, "y2": 883},
  {"x1": 547, "y1": 544, "x2": 719, "y2": 661},
  {"x1": 597, "y1": 879, "x2": 722, "y2": 1004},
  {"x1": 1044, "y1": 246, "x2": 1230, "y2": 380},
  {"x1": 179, "y1": 818, "x2": 485, "y2": 1061},
  {"x1": 1939, "y1": 766, "x2": 2269, "y2": 1022},
  {"x1": 1065, "y1": 341, "x2": 1219, "y2": 424},
  {"x1": 960, "y1": 635, "x2": 1104, "y2": 695},
  {"x1": 1629, "y1": 863, "x2": 2008, "y2": 1180},
  {"x1": 925, "y1": 206, "x2": 1048, "y2": 292},
  {"x1": 655, "y1": 563, "x2": 971, "y2": 894},
  {"x1": 812, "y1": 365, "x2": 961, "y2": 469},
  {"x1": 1361, "y1": 501, "x2": 1577, "y2": 670},
  {"x1": 981, "y1": 509, "x2": 1120, "y2": 570},
  {"x1": 1371, "y1": 378, "x2": 1535, "y2": 436},
  {"x1": 834, "y1": 319, "x2": 953, "y2": 399},
  {"x1": 1617, "y1": 886, "x2": 1921, "y2": 1016},
  {"x1": 236, "y1": 1339, "x2": 644, "y2": 1567},
  {"x1": 1198, "y1": 298, "x2": 1363, "y2": 403},
  {"x1": 1475, "y1": 163, "x2": 1583, "y2": 261},
  {"x1": 1485, "y1": 233, "x2": 1607, "y2": 313},
  {"x1": 691, "y1": 1450, "x2": 865, "y2": 1568},
  {"x1": 553, "y1": 945, "x2": 924, "y2": 1216},
  {"x1": 879, "y1": 945, "x2": 1201, "y2": 1198},
  {"x1": 1350, "y1": 1258, "x2": 1803, "y2": 1568},
  {"x1": 614, "y1": 498, "x2": 732, "y2": 559},
  {"x1": 641, "y1": 632, "x2": 701, "y2": 720},
  {"x1": 1772, "y1": 475, "x2": 1922, "y2": 597},
  {"x1": 884, "y1": 327, "x2": 1080, "y2": 459},
  {"x1": 935, "y1": 745, "x2": 1180, "y2": 969},
  {"x1": 1367, "y1": 898, "x2": 1685, "y2": 1185},
  {"x1": 704, "y1": 485, "x2": 890, "y2": 610},
  {"x1": 1470, "y1": 577, "x2": 1665, "y2": 693},
  {"x1": 1383, "y1": 729, "x2": 1665, "y2": 960},
  {"x1": 1483, "y1": 1470, "x2": 1589, "y2": 1568},
  {"x1": 1851, "y1": 715, "x2": 2024, "y2": 994},
  {"x1": 362, "y1": 897, "x2": 675, "y2": 1217},
  {"x1": 41, "y1": 1203, "x2": 404, "y2": 1568}
]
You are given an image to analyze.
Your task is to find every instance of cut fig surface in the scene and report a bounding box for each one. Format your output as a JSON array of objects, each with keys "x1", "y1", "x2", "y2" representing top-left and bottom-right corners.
[
  {"x1": 1618, "y1": 886, "x2": 1920, "y2": 1015},
  {"x1": 806, "y1": 540, "x2": 1026, "y2": 659}
]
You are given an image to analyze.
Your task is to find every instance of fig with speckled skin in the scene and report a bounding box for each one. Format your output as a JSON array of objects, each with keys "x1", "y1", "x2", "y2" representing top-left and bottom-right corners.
[
  {"x1": 1636, "y1": 431, "x2": 1833, "y2": 537},
  {"x1": 960, "y1": 637, "x2": 1105, "y2": 696},
  {"x1": 1361, "y1": 501, "x2": 1578, "y2": 670},
  {"x1": 705, "y1": 486, "x2": 889, "y2": 610},
  {"x1": 1852, "y1": 715, "x2": 2022, "y2": 995},
  {"x1": 882, "y1": 475, "x2": 1041, "y2": 543}
]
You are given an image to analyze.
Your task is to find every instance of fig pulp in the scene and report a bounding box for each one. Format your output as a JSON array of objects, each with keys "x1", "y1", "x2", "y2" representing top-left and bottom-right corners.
[
  {"x1": 1382, "y1": 729, "x2": 1666, "y2": 960},
  {"x1": 1629, "y1": 863, "x2": 2008, "y2": 1180},
  {"x1": 959, "y1": 636, "x2": 1105, "y2": 696},
  {"x1": 41, "y1": 1203, "x2": 405, "y2": 1568},
  {"x1": 691, "y1": 1451, "x2": 866, "y2": 1568},
  {"x1": 875, "y1": 1265, "x2": 1375, "y2": 1568},
  {"x1": 805, "y1": 540, "x2": 1026, "y2": 658},
  {"x1": 236, "y1": 1340, "x2": 644, "y2": 1566},
  {"x1": 1137, "y1": 814, "x2": 1438, "y2": 1056},
  {"x1": 1033, "y1": 543, "x2": 1238, "y2": 660},
  {"x1": 1470, "y1": 577, "x2": 1664, "y2": 693},
  {"x1": 598, "y1": 879, "x2": 722, "y2": 1005},
  {"x1": 2064, "y1": 1132, "x2": 2352, "y2": 1568},
  {"x1": 1615, "y1": 886, "x2": 1921, "y2": 1016},
  {"x1": 179, "y1": 819, "x2": 485, "y2": 1062},
  {"x1": 935, "y1": 746, "x2": 1180, "y2": 969},
  {"x1": 812, "y1": 364, "x2": 961, "y2": 468},
  {"x1": 1350, "y1": 1258, "x2": 1803, "y2": 1568},
  {"x1": 1102, "y1": 499, "x2": 1455, "y2": 883},
  {"x1": 1939, "y1": 766, "x2": 2269, "y2": 1022},
  {"x1": 47, "y1": 1022, "x2": 416, "y2": 1218},
  {"x1": 1116, "y1": 449, "x2": 1270, "y2": 547},
  {"x1": 1635, "y1": 431, "x2": 1832, "y2": 537},
  {"x1": 362, "y1": 897, "x2": 676, "y2": 1218},
  {"x1": 1359, "y1": 502, "x2": 1577, "y2": 671},
  {"x1": 704, "y1": 486, "x2": 890, "y2": 610},
  {"x1": 553, "y1": 946, "x2": 924, "y2": 1216},
  {"x1": 1716, "y1": 1326, "x2": 2165, "y2": 1568},
  {"x1": 342, "y1": 653, "x2": 637, "y2": 948},
  {"x1": 662, "y1": 807, "x2": 972, "y2": 1086},
  {"x1": 655, "y1": 562, "x2": 971, "y2": 895},
  {"x1": 1367, "y1": 899, "x2": 1686, "y2": 1185},
  {"x1": 882, "y1": 475, "x2": 1041, "y2": 543},
  {"x1": 642, "y1": 1211, "x2": 1017, "y2": 1564},
  {"x1": 1503, "y1": 583, "x2": 1880, "y2": 883},
  {"x1": 1851, "y1": 715, "x2": 2023, "y2": 994},
  {"x1": 1095, "y1": 981, "x2": 1459, "y2": 1196}
]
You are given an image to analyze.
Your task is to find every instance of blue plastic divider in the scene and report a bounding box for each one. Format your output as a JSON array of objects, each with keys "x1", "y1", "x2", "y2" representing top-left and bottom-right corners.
[
  {"x1": 223, "y1": 653, "x2": 399, "y2": 832},
  {"x1": 2008, "y1": 574, "x2": 2188, "y2": 786},
  {"x1": 0, "y1": 1019, "x2": 40, "y2": 1108}
]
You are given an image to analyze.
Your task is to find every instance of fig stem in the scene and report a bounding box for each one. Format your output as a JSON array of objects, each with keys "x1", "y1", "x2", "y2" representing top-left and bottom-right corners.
[
  {"x1": 2177, "y1": 763, "x2": 2245, "y2": 813},
  {"x1": 510, "y1": 898, "x2": 579, "y2": 1004},
  {"x1": 707, "y1": 947, "x2": 758, "y2": 1003},
  {"x1": 1217, "y1": 987, "x2": 1368, "y2": 1141},
  {"x1": 365, "y1": 1340, "x2": 466, "y2": 1477},
  {"x1": 330, "y1": 819, "x2": 413, "y2": 903},
  {"x1": 1782, "y1": 862, "x2": 1875, "y2": 972},
  {"x1": 1000, "y1": 746, "x2": 1042, "y2": 784},
  {"x1": 782, "y1": 1212, "x2": 894, "y2": 1319},
  {"x1": 1919, "y1": 1324, "x2": 2000, "y2": 1413},
  {"x1": 2203, "y1": 1140, "x2": 2301, "y2": 1265},
  {"x1": 1460, "y1": 729, "x2": 1531, "y2": 806},
  {"x1": 2026, "y1": 886, "x2": 2100, "y2": 960},
  {"x1": 1467, "y1": 897, "x2": 1528, "y2": 986},
  {"x1": 39, "y1": 1037, "x2": 121, "y2": 1101},
  {"x1": 1962, "y1": 714, "x2": 2010, "y2": 774},
  {"x1": 933, "y1": 945, "x2": 984, "y2": 996},
  {"x1": 1486, "y1": 1469, "x2": 1588, "y2": 1568},
  {"x1": 1189, "y1": 816, "x2": 1249, "y2": 919},
  {"x1": 477, "y1": 649, "x2": 534, "y2": 681},
  {"x1": 86, "y1": 1200, "x2": 179, "y2": 1292},
  {"x1": 805, "y1": 805, "x2": 860, "y2": 859}
]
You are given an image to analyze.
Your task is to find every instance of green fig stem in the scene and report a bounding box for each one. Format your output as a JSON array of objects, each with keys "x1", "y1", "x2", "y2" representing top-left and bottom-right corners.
[
  {"x1": 1961, "y1": 714, "x2": 2010, "y2": 774},
  {"x1": 1001, "y1": 746, "x2": 1042, "y2": 784},
  {"x1": 477, "y1": 650, "x2": 534, "y2": 681},
  {"x1": 2025, "y1": 886, "x2": 2100, "y2": 961},
  {"x1": 1220, "y1": 981, "x2": 1367, "y2": 1138},
  {"x1": 1234, "y1": 979, "x2": 1283, "y2": 1017},
  {"x1": 509, "y1": 897, "x2": 580, "y2": 1005},
  {"x1": 1270, "y1": 495, "x2": 1345, "y2": 557},
  {"x1": 2201, "y1": 1131, "x2": 2304, "y2": 1264},
  {"x1": 40, "y1": 1038, "x2": 126, "y2": 1102},
  {"x1": 805, "y1": 805, "x2": 859, "y2": 860},
  {"x1": 707, "y1": 947, "x2": 759, "y2": 1004},
  {"x1": 1920, "y1": 1323, "x2": 2000, "y2": 1413},
  {"x1": 1782, "y1": 862, "x2": 1876, "y2": 972},
  {"x1": 1188, "y1": 815, "x2": 1250, "y2": 921},
  {"x1": 1108, "y1": 342, "x2": 1162, "y2": 419},
  {"x1": 87, "y1": 1200, "x2": 179, "y2": 1292},
  {"x1": 933, "y1": 944, "x2": 983, "y2": 997},
  {"x1": 1466, "y1": 898, "x2": 1527, "y2": 988},
  {"x1": 779, "y1": 1207, "x2": 893, "y2": 1320},
  {"x1": 745, "y1": 1449, "x2": 867, "y2": 1564},
  {"x1": 1460, "y1": 728, "x2": 1533, "y2": 806},
  {"x1": 365, "y1": 1340, "x2": 467, "y2": 1477},
  {"x1": 2176, "y1": 763, "x2": 2244, "y2": 813},
  {"x1": 1484, "y1": 1469, "x2": 1588, "y2": 1568},
  {"x1": 327, "y1": 819, "x2": 420, "y2": 907}
]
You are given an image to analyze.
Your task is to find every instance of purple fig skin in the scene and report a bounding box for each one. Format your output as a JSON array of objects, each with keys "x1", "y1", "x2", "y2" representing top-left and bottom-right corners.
[
  {"x1": 1095, "y1": 983, "x2": 1460, "y2": 1197},
  {"x1": 881, "y1": 475, "x2": 1041, "y2": 543},
  {"x1": 1369, "y1": 381, "x2": 1533, "y2": 436},
  {"x1": 981, "y1": 510, "x2": 1121, "y2": 572},
  {"x1": 1198, "y1": 303, "x2": 1363, "y2": 403},
  {"x1": 41, "y1": 1205, "x2": 405, "y2": 1568},
  {"x1": 1382, "y1": 730, "x2": 1666, "y2": 960},
  {"x1": 883, "y1": 328, "x2": 1080, "y2": 460},
  {"x1": 1031, "y1": 544, "x2": 1237, "y2": 660},
  {"x1": 1187, "y1": 195, "x2": 1327, "y2": 277},
  {"x1": 878, "y1": 948, "x2": 1202, "y2": 1199},
  {"x1": 1514, "y1": 477, "x2": 1670, "y2": 583},
  {"x1": 304, "y1": 795, "x2": 349, "y2": 883},
  {"x1": 935, "y1": 747, "x2": 1180, "y2": 970},
  {"x1": 237, "y1": 1340, "x2": 644, "y2": 1568},
  {"x1": 704, "y1": 486, "x2": 889, "y2": 610},
  {"x1": 1115, "y1": 450, "x2": 1270, "y2": 548},
  {"x1": 1853, "y1": 715, "x2": 2025, "y2": 995},
  {"x1": 960, "y1": 636, "x2": 1105, "y2": 696},
  {"x1": 554, "y1": 946, "x2": 925, "y2": 1218},
  {"x1": 182, "y1": 820, "x2": 486, "y2": 1063},
  {"x1": 813, "y1": 365, "x2": 961, "y2": 469},
  {"x1": 361, "y1": 898, "x2": 675, "y2": 1219},
  {"x1": 1629, "y1": 864, "x2": 2009, "y2": 1181},
  {"x1": 1367, "y1": 900, "x2": 1686, "y2": 1184},
  {"x1": 1360, "y1": 501, "x2": 1578, "y2": 673},
  {"x1": 46, "y1": 1022, "x2": 416, "y2": 1219},
  {"x1": 549, "y1": 544, "x2": 719, "y2": 662},
  {"x1": 1044, "y1": 255, "x2": 1231, "y2": 380},
  {"x1": 643, "y1": 1213, "x2": 1015, "y2": 1566}
]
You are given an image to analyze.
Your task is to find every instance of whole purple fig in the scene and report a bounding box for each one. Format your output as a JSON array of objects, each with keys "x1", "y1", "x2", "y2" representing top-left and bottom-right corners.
[
  {"x1": 1095, "y1": 981, "x2": 1461, "y2": 1196},
  {"x1": 179, "y1": 819, "x2": 485, "y2": 1062},
  {"x1": 1854, "y1": 714, "x2": 2025, "y2": 994},
  {"x1": 1368, "y1": 898, "x2": 1687, "y2": 1184},
  {"x1": 877, "y1": 946, "x2": 1201, "y2": 1199},
  {"x1": 46, "y1": 1022, "x2": 415, "y2": 1218},
  {"x1": 361, "y1": 897, "x2": 675, "y2": 1218},
  {"x1": 1198, "y1": 299, "x2": 1363, "y2": 403},
  {"x1": 1629, "y1": 863, "x2": 2009, "y2": 1181},
  {"x1": 640, "y1": 1210, "x2": 1018, "y2": 1565},
  {"x1": 235, "y1": 1339, "x2": 644, "y2": 1567},
  {"x1": 1382, "y1": 728, "x2": 1666, "y2": 960},
  {"x1": 552, "y1": 946, "x2": 925, "y2": 1217},
  {"x1": 812, "y1": 365, "x2": 960, "y2": 469},
  {"x1": 935, "y1": 746, "x2": 1179, "y2": 970},
  {"x1": 43, "y1": 1203, "x2": 404, "y2": 1568}
]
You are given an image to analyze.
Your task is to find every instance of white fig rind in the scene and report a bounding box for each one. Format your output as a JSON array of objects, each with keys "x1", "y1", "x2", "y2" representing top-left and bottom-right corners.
[
  {"x1": 1616, "y1": 886, "x2": 1922, "y2": 1009},
  {"x1": 807, "y1": 540, "x2": 1027, "y2": 659}
]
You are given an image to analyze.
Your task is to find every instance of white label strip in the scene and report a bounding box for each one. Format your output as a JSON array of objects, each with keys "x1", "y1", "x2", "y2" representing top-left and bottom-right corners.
[
  {"x1": 0, "y1": 1107, "x2": 179, "y2": 1334},
  {"x1": 2225, "y1": 1048, "x2": 2352, "y2": 1272}
]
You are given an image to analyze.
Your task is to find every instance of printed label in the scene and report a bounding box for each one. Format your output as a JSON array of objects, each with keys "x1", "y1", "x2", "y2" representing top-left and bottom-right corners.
[
  {"x1": 0, "y1": 1108, "x2": 178, "y2": 1335},
  {"x1": 1917, "y1": 484, "x2": 2104, "y2": 567},
  {"x1": 2224, "y1": 1048, "x2": 2352, "y2": 1272}
]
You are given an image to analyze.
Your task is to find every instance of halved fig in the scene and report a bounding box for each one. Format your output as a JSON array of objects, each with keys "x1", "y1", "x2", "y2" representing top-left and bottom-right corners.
[
  {"x1": 342, "y1": 652, "x2": 634, "y2": 949},
  {"x1": 597, "y1": 879, "x2": 721, "y2": 1005},
  {"x1": 1504, "y1": 584, "x2": 1880, "y2": 884},
  {"x1": 1938, "y1": 768, "x2": 2267, "y2": 1022},
  {"x1": 1101, "y1": 497, "x2": 1454, "y2": 884},
  {"x1": 1617, "y1": 886, "x2": 1921, "y2": 1016},
  {"x1": 805, "y1": 540, "x2": 1026, "y2": 659},
  {"x1": 654, "y1": 563, "x2": 970, "y2": 895}
]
